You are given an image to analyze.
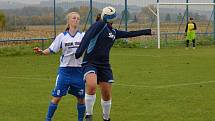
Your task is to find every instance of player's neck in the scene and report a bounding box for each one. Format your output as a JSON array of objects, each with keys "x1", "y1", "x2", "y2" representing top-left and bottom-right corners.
[{"x1": 69, "y1": 27, "x2": 78, "y2": 36}]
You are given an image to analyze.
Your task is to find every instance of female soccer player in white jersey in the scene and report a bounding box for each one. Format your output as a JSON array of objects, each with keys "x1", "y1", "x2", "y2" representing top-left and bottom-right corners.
[
  {"x1": 33, "y1": 12, "x2": 85, "y2": 121},
  {"x1": 75, "y1": 7, "x2": 152, "y2": 121}
]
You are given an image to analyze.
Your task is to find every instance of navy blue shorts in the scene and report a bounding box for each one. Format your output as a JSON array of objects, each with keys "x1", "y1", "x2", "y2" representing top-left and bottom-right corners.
[
  {"x1": 52, "y1": 67, "x2": 85, "y2": 99},
  {"x1": 83, "y1": 64, "x2": 114, "y2": 83}
]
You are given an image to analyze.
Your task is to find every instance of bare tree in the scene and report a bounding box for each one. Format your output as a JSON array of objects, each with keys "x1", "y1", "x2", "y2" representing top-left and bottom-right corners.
[{"x1": 138, "y1": 5, "x2": 156, "y2": 24}]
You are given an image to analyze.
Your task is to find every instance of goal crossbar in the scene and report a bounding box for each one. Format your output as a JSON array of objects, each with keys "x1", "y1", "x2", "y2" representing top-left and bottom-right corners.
[{"x1": 158, "y1": 3, "x2": 215, "y2": 5}]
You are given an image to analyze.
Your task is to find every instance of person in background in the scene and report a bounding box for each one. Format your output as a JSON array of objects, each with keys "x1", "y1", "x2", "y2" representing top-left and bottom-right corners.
[{"x1": 185, "y1": 17, "x2": 197, "y2": 49}]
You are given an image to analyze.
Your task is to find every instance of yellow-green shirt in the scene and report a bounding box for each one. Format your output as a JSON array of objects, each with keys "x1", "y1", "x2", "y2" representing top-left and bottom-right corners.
[{"x1": 185, "y1": 22, "x2": 197, "y2": 33}]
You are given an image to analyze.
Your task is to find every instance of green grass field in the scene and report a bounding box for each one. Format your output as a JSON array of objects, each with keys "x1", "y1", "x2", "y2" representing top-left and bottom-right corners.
[{"x1": 1, "y1": 47, "x2": 215, "y2": 121}]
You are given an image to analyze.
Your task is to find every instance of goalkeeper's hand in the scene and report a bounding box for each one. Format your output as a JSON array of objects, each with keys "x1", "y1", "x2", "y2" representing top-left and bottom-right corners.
[{"x1": 33, "y1": 47, "x2": 43, "y2": 55}]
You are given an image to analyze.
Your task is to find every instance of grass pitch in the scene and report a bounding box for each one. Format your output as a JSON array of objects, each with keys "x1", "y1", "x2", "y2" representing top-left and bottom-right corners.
[{"x1": 0, "y1": 47, "x2": 215, "y2": 121}]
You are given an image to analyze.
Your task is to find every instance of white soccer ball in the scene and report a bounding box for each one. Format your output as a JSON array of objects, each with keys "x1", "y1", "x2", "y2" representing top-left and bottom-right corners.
[{"x1": 101, "y1": 6, "x2": 117, "y2": 23}]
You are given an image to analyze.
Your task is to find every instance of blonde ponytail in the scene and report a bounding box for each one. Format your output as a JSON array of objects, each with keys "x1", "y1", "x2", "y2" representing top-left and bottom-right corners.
[{"x1": 65, "y1": 23, "x2": 70, "y2": 31}]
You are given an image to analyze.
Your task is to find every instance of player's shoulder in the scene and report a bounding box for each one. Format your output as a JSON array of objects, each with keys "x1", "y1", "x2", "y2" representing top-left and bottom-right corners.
[
  {"x1": 58, "y1": 31, "x2": 85, "y2": 38},
  {"x1": 53, "y1": 32, "x2": 65, "y2": 41},
  {"x1": 91, "y1": 21, "x2": 106, "y2": 29},
  {"x1": 57, "y1": 32, "x2": 67, "y2": 38},
  {"x1": 81, "y1": 32, "x2": 85, "y2": 36},
  {"x1": 75, "y1": 31, "x2": 85, "y2": 37},
  {"x1": 95, "y1": 21, "x2": 105, "y2": 25},
  {"x1": 77, "y1": 31, "x2": 85, "y2": 35}
]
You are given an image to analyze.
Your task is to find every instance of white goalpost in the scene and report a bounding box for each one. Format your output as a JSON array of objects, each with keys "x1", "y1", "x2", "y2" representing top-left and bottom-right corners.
[{"x1": 155, "y1": 2, "x2": 215, "y2": 49}]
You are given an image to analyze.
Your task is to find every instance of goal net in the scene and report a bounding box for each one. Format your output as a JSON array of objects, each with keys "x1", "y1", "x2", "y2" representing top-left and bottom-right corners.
[{"x1": 155, "y1": 1, "x2": 215, "y2": 48}]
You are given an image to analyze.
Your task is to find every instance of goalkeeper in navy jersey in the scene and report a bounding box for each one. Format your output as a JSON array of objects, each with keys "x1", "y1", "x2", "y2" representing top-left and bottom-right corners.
[{"x1": 75, "y1": 6, "x2": 152, "y2": 121}]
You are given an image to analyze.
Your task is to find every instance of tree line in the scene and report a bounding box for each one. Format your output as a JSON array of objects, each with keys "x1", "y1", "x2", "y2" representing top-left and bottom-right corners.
[{"x1": 0, "y1": 5, "x2": 210, "y2": 31}]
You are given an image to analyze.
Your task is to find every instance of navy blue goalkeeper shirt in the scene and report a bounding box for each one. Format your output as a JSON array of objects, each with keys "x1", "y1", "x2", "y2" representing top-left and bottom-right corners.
[{"x1": 75, "y1": 21, "x2": 151, "y2": 67}]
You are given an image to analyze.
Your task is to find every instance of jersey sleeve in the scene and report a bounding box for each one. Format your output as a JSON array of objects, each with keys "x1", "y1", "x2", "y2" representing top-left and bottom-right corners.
[
  {"x1": 193, "y1": 22, "x2": 197, "y2": 30},
  {"x1": 115, "y1": 29, "x2": 151, "y2": 39},
  {"x1": 49, "y1": 33, "x2": 63, "y2": 53},
  {"x1": 75, "y1": 21, "x2": 105, "y2": 59},
  {"x1": 185, "y1": 23, "x2": 188, "y2": 32}
]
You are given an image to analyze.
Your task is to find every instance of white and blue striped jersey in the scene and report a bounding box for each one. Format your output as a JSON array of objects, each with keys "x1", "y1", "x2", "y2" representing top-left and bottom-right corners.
[{"x1": 49, "y1": 31, "x2": 85, "y2": 67}]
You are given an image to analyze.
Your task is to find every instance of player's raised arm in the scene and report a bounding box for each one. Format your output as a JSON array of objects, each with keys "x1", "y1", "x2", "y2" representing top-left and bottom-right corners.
[
  {"x1": 114, "y1": 28, "x2": 152, "y2": 39},
  {"x1": 75, "y1": 21, "x2": 105, "y2": 59}
]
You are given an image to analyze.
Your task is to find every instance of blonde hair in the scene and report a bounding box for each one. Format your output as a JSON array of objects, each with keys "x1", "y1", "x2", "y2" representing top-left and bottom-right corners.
[{"x1": 65, "y1": 12, "x2": 80, "y2": 31}]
